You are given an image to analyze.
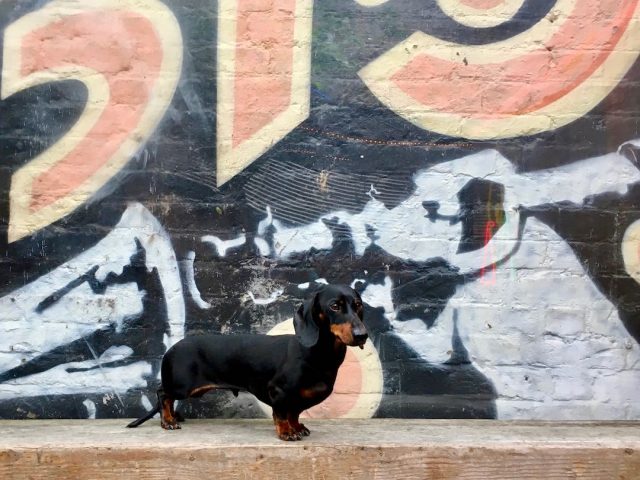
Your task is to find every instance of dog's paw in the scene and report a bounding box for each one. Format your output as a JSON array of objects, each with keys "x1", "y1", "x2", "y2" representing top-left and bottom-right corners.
[
  {"x1": 278, "y1": 431, "x2": 303, "y2": 441},
  {"x1": 161, "y1": 422, "x2": 182, "y2": 430},
  {"x1": 297, "y1": 423, "x2": 310, "y2": 436}
]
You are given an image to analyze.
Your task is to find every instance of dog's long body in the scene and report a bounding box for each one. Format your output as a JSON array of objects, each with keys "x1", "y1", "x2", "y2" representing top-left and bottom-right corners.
[{"x1": 127, "y1": 284, "x2": 368, "y2": 440}]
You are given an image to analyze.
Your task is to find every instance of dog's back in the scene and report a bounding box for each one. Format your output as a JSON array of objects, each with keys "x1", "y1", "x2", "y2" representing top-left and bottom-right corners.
[{"x1": 162, "y1": 333, "x2": 292, "y2": 403}]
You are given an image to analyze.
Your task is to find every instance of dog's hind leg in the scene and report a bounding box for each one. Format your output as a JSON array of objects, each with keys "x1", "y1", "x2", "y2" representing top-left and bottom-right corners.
[{"x1": 159, "y1": 390, "x2": 180, "y2": 430}]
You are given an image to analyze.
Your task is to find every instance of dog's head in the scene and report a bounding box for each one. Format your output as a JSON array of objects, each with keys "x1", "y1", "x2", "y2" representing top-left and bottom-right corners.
[{"x1": 294, "y1": 284, "x2": 368, "y2": 349}]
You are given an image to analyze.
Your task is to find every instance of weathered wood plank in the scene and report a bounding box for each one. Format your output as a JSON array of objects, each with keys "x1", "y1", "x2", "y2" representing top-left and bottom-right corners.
[{"x1": 0, "y1": 420, "x2": 638, "y2": 479}]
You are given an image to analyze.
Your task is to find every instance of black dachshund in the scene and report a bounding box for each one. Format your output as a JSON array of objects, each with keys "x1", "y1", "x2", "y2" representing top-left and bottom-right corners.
[{"x1": 127, "y1": 284, "x2": 368, "y2": 440}]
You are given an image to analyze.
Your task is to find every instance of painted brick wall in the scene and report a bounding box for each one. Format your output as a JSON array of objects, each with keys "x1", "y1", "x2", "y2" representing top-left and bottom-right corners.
[{"x1": 1, "y1": 0, "x2": 640, "y2": 421}]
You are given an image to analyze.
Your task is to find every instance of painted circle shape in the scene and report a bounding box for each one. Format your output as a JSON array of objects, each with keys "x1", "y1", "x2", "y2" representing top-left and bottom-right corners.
[{"x1": 258, "y1": 319, "x2": 383, "y2": 418}]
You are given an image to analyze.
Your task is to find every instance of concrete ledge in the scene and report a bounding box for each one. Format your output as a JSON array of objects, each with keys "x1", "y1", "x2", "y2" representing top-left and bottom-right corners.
[{"x1": 1, "y1": 419, "x2": 639, "y2": 479}]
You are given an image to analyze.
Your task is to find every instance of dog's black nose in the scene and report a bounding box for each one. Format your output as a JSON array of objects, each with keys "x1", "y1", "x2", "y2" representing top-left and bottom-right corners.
[{"x1": 354, "y1": 333, "x2": 368, "y2": 345}]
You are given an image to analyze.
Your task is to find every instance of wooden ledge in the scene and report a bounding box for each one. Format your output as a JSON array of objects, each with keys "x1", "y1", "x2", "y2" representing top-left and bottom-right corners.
[{"x1": 1, "y1": 419, "x2": 639, "y2": 479}]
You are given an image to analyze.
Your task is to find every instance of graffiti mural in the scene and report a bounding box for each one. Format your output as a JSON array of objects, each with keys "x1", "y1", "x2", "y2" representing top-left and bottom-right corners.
[{"x1": 1, "y1": 0, "x2": 640, "y2": 420}]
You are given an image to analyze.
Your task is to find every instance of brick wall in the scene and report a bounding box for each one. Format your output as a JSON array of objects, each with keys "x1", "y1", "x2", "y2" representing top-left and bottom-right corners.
[{"x1": 1, "y1": 0, "x2": 639, "y2": 420}]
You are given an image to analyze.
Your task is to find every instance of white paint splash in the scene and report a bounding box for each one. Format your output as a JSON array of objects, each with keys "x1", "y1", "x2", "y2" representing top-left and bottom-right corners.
[
  {"x1": 257, "y1": 206, "x2": 273, "y2": 235},
  {"x1": 141, "y1": 394, "x2": 154, "y2": 412},
  {"x1": 124, "y1": 203, "x2": 185, "y2": 350},
  {"x1": 202, "y1": 234, "x2": 247, "y2": 257},
  {"x1": 363, "y1": 218, "x2": 640, "y2": 419},
  {"x1": 0, "y1": 346, "x2": 151, "y2": 400},
  {"x1": 182, "y1": 251, "x2": 211, "y2": 309},
  {"x1": 254, "y1": 237, "x2": 271, "y2": 256},
  {"x1": 247, "y1": 289, "x2": 284, "y2": 305},
  {"x1": 83, "y1": 399, "x2": 96, "y2": 419},
  {"x1": 255, "y1": 141, "x2": 640, "y2": 420},
  {"x1": 0, "y1": 282, "x2": 142, "y2": 374},
  {"x1": 0, "y1": 203, "x2": 184, "y2": 397},
  {"x1": 259, "y1": 146, "x2": 640, "y2": 275}
]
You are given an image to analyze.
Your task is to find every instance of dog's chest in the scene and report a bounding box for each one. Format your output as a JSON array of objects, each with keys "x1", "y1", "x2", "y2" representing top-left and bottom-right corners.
[{"x1": 299, "y1": 381, "x2": 331, "y2": 402}]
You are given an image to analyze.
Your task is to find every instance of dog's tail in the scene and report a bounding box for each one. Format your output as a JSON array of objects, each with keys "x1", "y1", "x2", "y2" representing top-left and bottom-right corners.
[{"x1": 126, "y1": 403, "x2": 159, "y2": 428}]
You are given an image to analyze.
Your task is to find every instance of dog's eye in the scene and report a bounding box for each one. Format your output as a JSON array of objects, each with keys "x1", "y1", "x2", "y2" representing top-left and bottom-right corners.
[
  {"x1": 330, "y1": 302, "x2": 340, "y2": 311},
  {"x1": 355, "y1": 302, "x2": 363, "y2": 310}
]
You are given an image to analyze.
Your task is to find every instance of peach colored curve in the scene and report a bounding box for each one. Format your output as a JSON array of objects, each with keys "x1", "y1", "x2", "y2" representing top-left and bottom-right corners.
[
  {"x1": 359, "y1": 0, "x2": 640, "y2": 140},
  {"x1": 24, "y1": 12, "x2": 161, "y2": 210}
]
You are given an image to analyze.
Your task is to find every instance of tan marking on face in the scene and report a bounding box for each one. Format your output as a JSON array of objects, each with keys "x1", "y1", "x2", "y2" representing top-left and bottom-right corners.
[{"x1": 330, "y1": 323, "x2": 354, "y2": 345}]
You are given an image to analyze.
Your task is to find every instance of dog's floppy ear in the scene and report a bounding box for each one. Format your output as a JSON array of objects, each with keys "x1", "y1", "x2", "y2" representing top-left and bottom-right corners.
[{"x1": 293, "y1": 295, "x2": 320, "y2": 348}]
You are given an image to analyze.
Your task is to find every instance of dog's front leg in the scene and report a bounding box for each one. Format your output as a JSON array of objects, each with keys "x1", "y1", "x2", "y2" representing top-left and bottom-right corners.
[
  {"x1": 288, "y1": 412, "x2": 310, "y2": 437},
  {"x1": 272, "y1": 410, "x2": 302, "y2": 441},
  {"x1": 268, "y1": 383, "x2": 302, "y2": 441}
]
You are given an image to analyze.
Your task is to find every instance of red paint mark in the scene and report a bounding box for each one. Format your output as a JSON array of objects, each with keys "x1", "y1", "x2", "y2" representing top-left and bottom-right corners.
[
  {"x1": 232, "y1": 0, "x2": 296, "y2": 148},
  {"x1": 480, "y1": 220, "x2": 497, "y2": 284},
  {"x1": 23, "y1": 11, "x2": 162, "y2": 211},
  {"x1": 391, "y1": 0, "x2": 637, "y2": 119}
]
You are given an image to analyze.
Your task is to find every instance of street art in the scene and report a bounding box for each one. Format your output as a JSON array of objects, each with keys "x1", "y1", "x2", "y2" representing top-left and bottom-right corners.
[
  {"x1": 245, "y1": 142, "x2": 640, "y2": 419},
  {"x1": 2, "y1": 0, "x2": 182, "y2": 242},
  {"x1": 359, "y1": 0, "x2": 640, "y2": 139},
  {"x1": 1, "y1": 0, "x2": 640, "y2": 420},
  {"x1": 0, "y1": 203, "x2": 184, "y2": 416},
  {"x1": 216, "y1": 0, "x2": 313, "y2": 185}
]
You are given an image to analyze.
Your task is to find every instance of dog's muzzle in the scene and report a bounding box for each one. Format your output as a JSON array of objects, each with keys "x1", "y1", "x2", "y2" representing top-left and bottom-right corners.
[{"x1": 353, "y1": 329, "x2": 368, "y2": 349}]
